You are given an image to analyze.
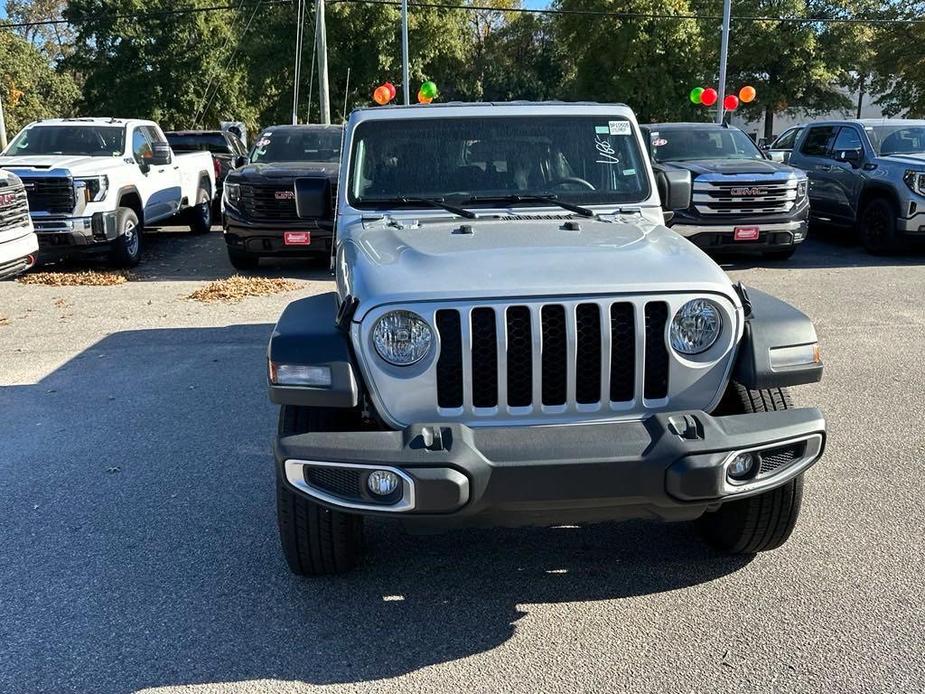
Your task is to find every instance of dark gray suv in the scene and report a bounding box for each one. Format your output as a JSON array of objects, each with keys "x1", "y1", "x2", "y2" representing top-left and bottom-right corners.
[{"x1": 788, "y1": 119, "x2": 925, "y2": 253}]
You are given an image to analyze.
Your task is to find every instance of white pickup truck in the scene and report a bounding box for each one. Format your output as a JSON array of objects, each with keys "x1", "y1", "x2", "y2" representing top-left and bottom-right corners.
[
  {"x1": 0, "y1": 169, "x2": 38, "y2": 280},
  {"x1": 0, "y1": 118, "x2": 216, "y2": 267}
]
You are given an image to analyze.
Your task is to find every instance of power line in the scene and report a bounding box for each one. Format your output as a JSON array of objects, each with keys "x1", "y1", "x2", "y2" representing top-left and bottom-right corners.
[{"x1": 2, "y1": 0, "x2": 924, "y2": 29}]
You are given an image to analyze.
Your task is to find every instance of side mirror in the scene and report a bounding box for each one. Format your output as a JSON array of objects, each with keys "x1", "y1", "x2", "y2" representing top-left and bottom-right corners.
[
  {"x1": 234, "y1": 155, "x2": 248, "y2": 169},
  {"x1": 653, "y1": 166, "x2": 692, "y2": 212},
  {"x1": 150, "y1": 141, "x2": 172, "y2": 166},
  {"x1": 834, "y1": 149, "x2": 862, "y2": 167},
  {"x1": 294, "y1": 176, "x2": 332, "y2": 219}
]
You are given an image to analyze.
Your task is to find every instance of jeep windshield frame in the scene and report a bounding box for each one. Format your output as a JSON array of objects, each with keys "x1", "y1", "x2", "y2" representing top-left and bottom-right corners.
[{"x1": 346, "y1": 115, "x2": 651, "y2": 211}]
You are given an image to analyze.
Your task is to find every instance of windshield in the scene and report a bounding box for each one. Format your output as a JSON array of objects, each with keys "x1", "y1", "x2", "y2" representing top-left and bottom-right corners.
[
  {"x1": 5, "y1": 125, "x2": 125, "y2": 157},
  {"x1": 348, "y1": 115, "x2": 650, "y2": 208},
  {"x1": 250, "y1": 128, "x2": 341, "y2": 164},
  {"x1": 650, "y1": 127, "x2": 764, "y2": 163},
  {"x1": 167, "y1": 132, "x2": 230, "y2": 154},
  {"x1": 868, "y1": 125, "x2": 925, "y2": 155}
]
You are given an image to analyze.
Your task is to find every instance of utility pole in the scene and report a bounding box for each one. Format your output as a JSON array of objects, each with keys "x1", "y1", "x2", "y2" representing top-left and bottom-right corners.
[
  {"x1": 401, "y1": 0, "x2": 410, "y2": 105},
  {"x1": 316, "y1": 0, "x2": 331, "y2": 124},
  {"x1": 715, "y1": 0, "x2": 731, "y2": 125},
  {"x1": 292, "y1": 0, "x2": 305, "y2": 124},
  {"x1": 0, "y1": 92, "x2": 7, "y2": 150}
]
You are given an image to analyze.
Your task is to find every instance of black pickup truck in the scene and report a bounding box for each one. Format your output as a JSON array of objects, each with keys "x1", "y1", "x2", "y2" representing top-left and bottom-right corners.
[
  {"x1": 221, "y1": 124, "x2": 342, "y2": 270},
  {"x1": 646, "y1": 123, "x2": 809, "y2": 259}
]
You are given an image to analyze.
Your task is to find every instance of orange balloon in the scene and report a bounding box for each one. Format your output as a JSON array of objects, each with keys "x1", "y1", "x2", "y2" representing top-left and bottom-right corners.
[
  {"x1": 373, "y1": 85, "x2": 391, "y2": 105},
  {"x1": 417, "y1": 90, "x2": 432, "y2": 104},
  {"x1": 739, "y1": 85, "x2": 756, "y2": 103}
]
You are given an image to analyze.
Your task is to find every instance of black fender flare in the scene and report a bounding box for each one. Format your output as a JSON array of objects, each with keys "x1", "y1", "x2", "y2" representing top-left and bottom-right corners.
[
  {"x1": 268, "y1": 292, "x2": 361, "y2": 408},
  {"x1": 733, "y1": 286, "x2": 823, "y2": 390}
]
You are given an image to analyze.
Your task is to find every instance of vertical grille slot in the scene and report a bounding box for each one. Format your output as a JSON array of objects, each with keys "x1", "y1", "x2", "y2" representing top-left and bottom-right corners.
[
  {"x1": 471, "y1": 308, "x2": 498, "y2": 408},
  {"x1": 505, "y1": 306, "x2": 533, "y2": 407},
  {"x1": 610, "y1": 303, "x2": 636, "y2": 402},
  {"x1": 435, "y1": 310, "x2": 463, "y2": 408},
  {"x1": 575, "y1": 303, "x2": 602, "y2": 404},
  {"x1": 541, "y1": 305, "x2": 567, "y2": 406},
  {"x1": 644, "y1": 302, "x2": 670, "y2": 400}
]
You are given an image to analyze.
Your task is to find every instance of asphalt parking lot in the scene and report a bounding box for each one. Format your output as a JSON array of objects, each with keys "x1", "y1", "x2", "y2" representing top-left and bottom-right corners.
[{"x1": 1, "y1": 227, "x2": 923, "y2": 694}]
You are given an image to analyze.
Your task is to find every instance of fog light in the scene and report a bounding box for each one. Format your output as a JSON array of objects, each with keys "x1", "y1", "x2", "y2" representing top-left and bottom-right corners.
[
  {"x1": 727, "y1": 452, "x2": 758, "y2": 481},
  {"x1": 269, "y1": 362, "x2": 332, "y2": 387},
  {"x1": 367, "y1": 470, "x2": 400, "y2": 496}
]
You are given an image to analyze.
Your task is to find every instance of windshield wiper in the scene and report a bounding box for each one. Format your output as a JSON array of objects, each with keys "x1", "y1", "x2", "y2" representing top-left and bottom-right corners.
[
  {"x1": 466, "y1": 194, "x2": 595, "y2": 218},
  {"x1": 397, "y1": 196, "x2": 477, "y2": 219}
]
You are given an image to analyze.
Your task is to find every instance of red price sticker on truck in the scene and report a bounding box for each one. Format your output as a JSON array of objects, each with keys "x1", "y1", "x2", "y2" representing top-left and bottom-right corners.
[
  {"x1": 284, "y1": 232, "x2": 311, "y2": 246},
  {"x1": 733, "y1": 227, "x2": 760, "y2": 241}
]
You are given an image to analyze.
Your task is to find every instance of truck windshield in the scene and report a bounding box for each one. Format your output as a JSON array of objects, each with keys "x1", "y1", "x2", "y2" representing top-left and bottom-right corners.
[
  {"x1": 650, "y1": 127, "x2": 764, "y2": 163},
  {"x1": 348, "y1": 115, "x2": 650, "y2": 208},
  {"x1": 250, "y1": 129, "x2": 341, "y2": 164},
  {"x1": 868, "y1": 125, "x2": 925, "y2": 155},
  {"x1": 5, "y1": 125, "x2": 125, "y2": 157}
]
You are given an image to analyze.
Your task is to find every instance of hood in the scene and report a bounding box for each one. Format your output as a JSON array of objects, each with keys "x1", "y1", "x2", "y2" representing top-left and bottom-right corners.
[
  {"x1": 340, "y1": 215, "x2": 737, "y2": 315},
  {"x1": 879, "y1": 152, "x2": 925, "y2": 167},
  {"x1": 0, "y1": 154, "x2": 126, "y2": 175},
  {"x1": 663, "y1": 158, "x2": 798, "y2": 176},
  {"x1": 229, "y1": 161, "x2": 339, "y2": 183}
]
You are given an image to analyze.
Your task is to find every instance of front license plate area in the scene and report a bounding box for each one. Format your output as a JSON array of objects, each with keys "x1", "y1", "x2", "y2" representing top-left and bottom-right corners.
[
  {"x1": 734, "y1": 226, "x2": 760, "y2": 241},
  {"x1": 284, "y1": 231, "x2": 311, "y2": 246}
]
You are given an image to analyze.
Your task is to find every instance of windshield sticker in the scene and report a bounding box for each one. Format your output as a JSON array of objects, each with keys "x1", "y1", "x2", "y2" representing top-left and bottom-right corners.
[
  {"x1": 594, "y1": 135, "x2": 620, "y2": 165},
  {"x1": 255, "y1": 138, "x2": 271, "y2": 148},
  {"x1": 594, "y1": 125, "x2": 610, "y2": 134},
  {"x1": 609, "y1": 120, "x2": 631, "y2": 136},
  {"x1": 653, "y1": 138, "x2": 668, "y2": 147},
  {"x1": 622, "y1": 168, "x2": 636, "y2": 176}
]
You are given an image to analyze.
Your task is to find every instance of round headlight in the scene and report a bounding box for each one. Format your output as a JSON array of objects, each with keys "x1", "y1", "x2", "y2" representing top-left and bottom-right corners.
[
  {"x1": 669, "y1": 299, "x2": 722, "y2": 355},
  {"x1": 372, "y1": 310, "x2": 433, "y2": 366}
]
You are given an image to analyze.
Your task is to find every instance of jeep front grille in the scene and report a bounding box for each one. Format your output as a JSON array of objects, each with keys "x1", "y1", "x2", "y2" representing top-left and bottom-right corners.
[
  {"x1": 434, "y1": 300, "x2": 668, "y2": 413},
  {"x1": 692, "y1": 176, "x2": 799, "y2": 216}
]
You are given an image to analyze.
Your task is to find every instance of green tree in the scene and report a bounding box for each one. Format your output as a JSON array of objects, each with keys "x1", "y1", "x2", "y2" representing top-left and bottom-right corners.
[
  {"x1": 4, "y1": 0, "x2": 75, "y2": 61},
  {"x1": 551, "y1": 0, "x2": 708, "y2": 122},
  {"x1": 869, "y1": 0, "x2": 925, "y2": 116},
  {"x1": 0, "y1": 30, "x2": 79, "y2": 135}
]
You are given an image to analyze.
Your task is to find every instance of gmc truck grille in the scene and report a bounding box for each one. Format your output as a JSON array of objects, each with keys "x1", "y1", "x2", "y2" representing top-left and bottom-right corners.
[
  {"x1": 433, "y1": 300, "x2": 669, "y2": 413},
  {"x1": 239, "y1": 182, "x2": 336, "y2": 222},
  {"x1": 0, "y1": 185, "x2": 31, "y2": 233},
  {"x1": 693, "y1": 177, "x2": 798, "y2": 216},
  {"x1": 20, "y1": 177, "x2": 75, "y2": 214}
]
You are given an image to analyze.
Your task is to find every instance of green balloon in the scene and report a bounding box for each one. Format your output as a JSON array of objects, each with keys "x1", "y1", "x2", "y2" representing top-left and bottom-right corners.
[
  {"x1": 689, "y1": 87, "x2": 704, "y2": 104},
  {"x1": 420, "y1": 81, "x2": 438, "y2": 99}
]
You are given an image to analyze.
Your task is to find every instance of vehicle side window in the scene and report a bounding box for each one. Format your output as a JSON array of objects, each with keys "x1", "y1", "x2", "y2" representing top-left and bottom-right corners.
[
  {"x1": 800, "y1": 126, "x2": 837, "y2": 157},
  {"x1": 132, "y1": 128, "x2": 152, "y2": 163},
  {"x1": 832, "y1": 127, "x2": 862, "y2": 153},
  {"x1": 142, "y1": 125, "x2": 167, "y2": 146},
  {"x1": 773, "y1": 128, "x2": 800, "y2": 150}
]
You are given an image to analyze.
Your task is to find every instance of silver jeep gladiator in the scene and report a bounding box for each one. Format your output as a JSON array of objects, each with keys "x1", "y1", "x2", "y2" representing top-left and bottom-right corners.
[{"x1": 268, "y1": 102, "x2": 826, "y2": 575}]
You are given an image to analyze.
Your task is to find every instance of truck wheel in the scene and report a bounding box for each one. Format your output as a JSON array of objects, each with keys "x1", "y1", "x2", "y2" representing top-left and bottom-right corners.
[
  {"x1": 109, "y1": 207, "x2": 142, "y2": 268},
  {"x1": 858, "y1": 197, "x2": 899, "y2": 255},
  {"x1": 698, "y1": 383, "x2": 804, "y2": 553},
  {"x1": 189, "y1": 187, "x2": 212, "y2": 235},
  {"x1": 227, "y1": 247, "x2": 259, "y2": 271},
  {"x1": 276, "y1": 405, "x2": 364, "y2": 576}
]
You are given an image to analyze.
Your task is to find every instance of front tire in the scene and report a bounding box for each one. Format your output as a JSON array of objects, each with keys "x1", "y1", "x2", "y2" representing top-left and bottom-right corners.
[
  {"x1": 858, "y1": 197, "x2": 899, "y2": 255},
  {"x1": 276, "y1": 405, "x2": 364, "y2": 576},
  {"x1": 698, "y1": 384, "x2": 805, "y2": 553},
  {"x1": 108, "y1": 207, "x2": 142, "y2": 268},
  {"x1": 189, "y1": 187, "x2": 212, "y2": 234}
]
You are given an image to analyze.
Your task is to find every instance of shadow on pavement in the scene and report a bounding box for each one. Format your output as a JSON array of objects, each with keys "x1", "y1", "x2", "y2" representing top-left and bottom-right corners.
[{"x1": 0, "y1": 324, "x2": 751, "y2": 693}]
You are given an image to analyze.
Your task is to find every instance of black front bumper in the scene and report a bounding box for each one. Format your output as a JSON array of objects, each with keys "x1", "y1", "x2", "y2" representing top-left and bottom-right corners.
[
  {"x1": 223, "y1": 208, "x2": 333, "y2": 257},
  {"x1": 275, "y1": 408, "x2": 826, "y2": 527}
]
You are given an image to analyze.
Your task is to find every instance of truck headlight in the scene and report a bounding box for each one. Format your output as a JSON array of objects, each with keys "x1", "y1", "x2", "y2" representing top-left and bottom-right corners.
[
  {"x1": 225, "y1": 182, "x2": 241, "y2": 206},
  {"x1": 796, "y1": 178, "x2": 808, "y2": 200},
  {"x1": 669, "y1": 299, "x2": 722, "y2": 355},
  {"x1": 903, "y1": 170, "x2": 925, "y2": 196},
  {"x1": 76, "y1": 175, "x2": 108, "y2": 202},
  {"x1": 373, "y1": 310, "x2": 433, "y2": 365}
]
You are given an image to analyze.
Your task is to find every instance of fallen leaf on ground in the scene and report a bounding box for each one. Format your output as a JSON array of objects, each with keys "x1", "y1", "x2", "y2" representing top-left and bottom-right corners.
[
  {"x1": 19, "y1": 270, "x2": 132, "y2": 286},
  {"x1": 0, "y1": 316, "x2": 9, "y2": 326},
  {"x1": 186, "y1": 275, "x2": 300, "y2": 303}
]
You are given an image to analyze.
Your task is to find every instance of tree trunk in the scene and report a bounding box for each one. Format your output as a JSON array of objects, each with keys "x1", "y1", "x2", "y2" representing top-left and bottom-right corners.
[{"x1": 763, "y1": 105, "x2": 775, "y2": 142}]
